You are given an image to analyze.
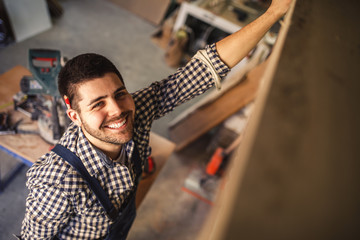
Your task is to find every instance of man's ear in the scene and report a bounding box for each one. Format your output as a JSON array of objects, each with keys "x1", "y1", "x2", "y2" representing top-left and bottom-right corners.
[{"x1": 67, "y1": 108, "x2": 82, "y2": 126}]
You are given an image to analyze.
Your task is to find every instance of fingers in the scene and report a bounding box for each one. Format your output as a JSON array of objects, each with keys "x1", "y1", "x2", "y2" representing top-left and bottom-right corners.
[{"x1": 269, "y1": 0, "x2": 293, "y2": 17}]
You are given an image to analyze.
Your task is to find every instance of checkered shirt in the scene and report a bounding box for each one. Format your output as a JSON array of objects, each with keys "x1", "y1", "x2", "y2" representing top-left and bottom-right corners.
[{"x1": 20, "y1": 44, "x2": 230, "y2": 239}]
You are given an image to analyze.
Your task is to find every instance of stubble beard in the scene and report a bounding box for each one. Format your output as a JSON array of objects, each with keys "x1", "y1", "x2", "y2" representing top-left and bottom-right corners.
[{"x1": 81, "y1": 111, "x2": 134, "y2": 145}]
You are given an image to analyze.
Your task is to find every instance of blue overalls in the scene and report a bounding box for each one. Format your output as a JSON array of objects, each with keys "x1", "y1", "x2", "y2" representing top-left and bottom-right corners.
[{"x1": 52, "y1": 143, "x2": 142, "y2": 240}]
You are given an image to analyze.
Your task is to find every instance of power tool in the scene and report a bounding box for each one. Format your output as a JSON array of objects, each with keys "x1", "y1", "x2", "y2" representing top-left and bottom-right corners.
[{"x1": 14, "y1": 49, "x2": 69, "y2": 144}]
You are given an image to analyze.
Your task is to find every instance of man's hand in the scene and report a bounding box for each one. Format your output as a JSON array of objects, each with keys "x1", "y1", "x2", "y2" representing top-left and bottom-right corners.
[
  {"x1": 215, "y1": 0, "x2": 294, "y2": 68},
  {"x1": 268, "y1": 0, "x2": 293, "y2": 18}
]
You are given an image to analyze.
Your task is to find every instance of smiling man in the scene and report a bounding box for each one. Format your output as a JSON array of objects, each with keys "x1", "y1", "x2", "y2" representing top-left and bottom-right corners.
[
  {"x1": 20, "y1": 1, "x2": 292, "y2": 239},
  {"x1": 66, "y1": 71, "x2": 136, "y2": 159}
]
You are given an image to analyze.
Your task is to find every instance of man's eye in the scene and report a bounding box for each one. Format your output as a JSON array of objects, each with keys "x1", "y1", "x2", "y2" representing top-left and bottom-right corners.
[
  {"x1": 115, "y1": 92, "x2": 126, "y2": 99},
  {"x1": 92, "y1": 102, "x2": 104, "y2": 109}
]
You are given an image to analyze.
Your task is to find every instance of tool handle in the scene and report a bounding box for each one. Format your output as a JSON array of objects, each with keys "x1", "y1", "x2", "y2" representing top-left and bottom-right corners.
[
  {"x1": 224, "y1": 133, "x2": 243, "y2": 155},
  {"x1": 206, "y1": 147, "x2": 225, "y2": 175}
]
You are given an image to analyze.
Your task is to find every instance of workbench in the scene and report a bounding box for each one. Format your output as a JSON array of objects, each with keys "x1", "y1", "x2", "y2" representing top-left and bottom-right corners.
[
  {"x1": 0, "y1": 66, "x2": 49, "y2": 167},
  {"x1": 0, "y1": 66, "x2": 48, "y2": 191},
  {"x1": 0, "y1": 66, "x2": 176, "y2": 208}
]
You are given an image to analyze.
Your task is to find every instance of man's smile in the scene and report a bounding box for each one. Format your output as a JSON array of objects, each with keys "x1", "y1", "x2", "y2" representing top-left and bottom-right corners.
[
  {"x1": 106, "y1": 118, "x2": 127, "y2": 129},
  {"x1": 101, "y1": 111, "x2": 133, "y2": 131}
]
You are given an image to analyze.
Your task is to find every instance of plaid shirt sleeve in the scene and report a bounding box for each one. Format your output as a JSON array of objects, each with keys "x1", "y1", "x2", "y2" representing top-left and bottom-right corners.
[
  {"x1": 21, "y1": 153, "x2": 72, "y2": 239},
  {"x1": 133, "y1": 43, "x2": 230, "y2": 126}
]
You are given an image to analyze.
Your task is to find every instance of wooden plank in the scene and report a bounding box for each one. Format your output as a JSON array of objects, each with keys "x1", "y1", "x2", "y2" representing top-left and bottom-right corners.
[
  {"x1": 195, "y1": 0, "x2": 360, "y2": 238},
  {"x1": 197, "y1": 1, "x2": 295, "y2": 239},
  {"x1": 0, "y1": 65, "x2": 31, "y2": 109},
  {"x1": 169, "y1": 60, "x2": 267, "y2": 151},
  {"x1": 210, "y1": 0, "x2": 360, "y2": 238},
  {"x1": 0, "y1": 133, "x2": 50, "y2": 163}
]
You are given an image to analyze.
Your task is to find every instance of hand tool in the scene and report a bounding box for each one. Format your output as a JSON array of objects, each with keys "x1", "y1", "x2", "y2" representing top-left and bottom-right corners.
[
  {"x1": 182, "y1": 132, "x2": 243, "y2": 204},
  {"x1": 206, "y1": 132, "x2": 243, "y2": 176}
]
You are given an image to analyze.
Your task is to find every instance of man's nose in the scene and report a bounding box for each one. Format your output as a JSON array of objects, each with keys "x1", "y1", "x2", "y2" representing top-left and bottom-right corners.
[{"x1": 107, "y1": 99, "x2": 122, "y2": 116}]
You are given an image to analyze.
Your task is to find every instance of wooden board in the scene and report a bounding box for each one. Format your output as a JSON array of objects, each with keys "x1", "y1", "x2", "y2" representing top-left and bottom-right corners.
[
  {"x1": 0, "y1": 65, "x2": 31, "y2": 109},
  {"x1": 197, "y1": 1, "x2": 296, "y2": 237},
  {"x1": 169, "y1": 60, "x2": 267, "y2": 151},
  {"x1": 194, "y1": 1, "x2": 360, "y2": 239},
  {"x1": 0, "y1": 133, "x2": 50, "y2": 163}
]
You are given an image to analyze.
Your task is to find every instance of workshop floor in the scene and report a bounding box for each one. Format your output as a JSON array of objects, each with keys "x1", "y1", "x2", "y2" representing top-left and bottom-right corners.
[{"x1": 0, "y1": 0, "x2": 213, "y2": 238}]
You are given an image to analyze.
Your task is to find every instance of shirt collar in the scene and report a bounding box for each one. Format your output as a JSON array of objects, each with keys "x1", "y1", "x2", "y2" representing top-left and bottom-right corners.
[{"x1": 93, "y1": 144, "x2": 128, "y2": 168}]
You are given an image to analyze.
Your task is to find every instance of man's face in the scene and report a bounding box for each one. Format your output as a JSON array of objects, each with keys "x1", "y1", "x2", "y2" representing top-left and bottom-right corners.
[{"x1": 70, "y1": 73, "x2": 135, "y2": 149}]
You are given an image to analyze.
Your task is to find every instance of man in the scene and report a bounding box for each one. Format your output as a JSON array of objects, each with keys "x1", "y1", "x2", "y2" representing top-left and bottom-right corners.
[{"x1": 20, "y1": 0, "x2": 292, "y2": 239}]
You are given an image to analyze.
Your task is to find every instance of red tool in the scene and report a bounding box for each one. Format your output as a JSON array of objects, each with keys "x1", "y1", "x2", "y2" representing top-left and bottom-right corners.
[
  {"x1": 182, "y1": 133, "x2": 243, "y2": 204},
  {"x1": 142, "y1": 156, "x2": 156, "y2": 179},
  {"x1": 206, "y1": 133, "x2": 243, "y2": 176}
]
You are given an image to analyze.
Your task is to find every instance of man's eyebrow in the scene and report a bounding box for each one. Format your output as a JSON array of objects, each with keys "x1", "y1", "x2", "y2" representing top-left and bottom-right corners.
[{"x1": 114, "y1": 86, "x2": 126, "y2": 94}]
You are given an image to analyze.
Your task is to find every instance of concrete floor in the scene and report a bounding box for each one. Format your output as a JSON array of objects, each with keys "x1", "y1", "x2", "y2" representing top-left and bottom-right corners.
[{"x1": 0, "y1": 0, "x2": 213, "y2": 238}]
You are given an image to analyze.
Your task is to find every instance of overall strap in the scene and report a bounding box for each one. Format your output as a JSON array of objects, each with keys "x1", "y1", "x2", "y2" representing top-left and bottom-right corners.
[
  {"x1": 131, "y1": 145, "x2": 142, "y2": 185},
  {"x1": 52, "y1": 144, "x2": 118, "y2": 221},
  {"x1": 116, "y1": 145, "x2": 142, "y2": 213}
]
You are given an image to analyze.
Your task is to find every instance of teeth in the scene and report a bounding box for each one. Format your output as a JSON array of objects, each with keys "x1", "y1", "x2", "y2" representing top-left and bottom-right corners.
[{"x1": 107, "y1": 119, "x2": 126, "y2": 129}]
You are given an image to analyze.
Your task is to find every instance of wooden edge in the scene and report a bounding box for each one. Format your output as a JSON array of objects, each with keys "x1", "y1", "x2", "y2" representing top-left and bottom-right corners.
[
  {"x1": 196, "y1": 2, "x2": 297, "y2": 240},
  {"x1": 0, "y1": 131, "x2": 51, "y2": 164}
]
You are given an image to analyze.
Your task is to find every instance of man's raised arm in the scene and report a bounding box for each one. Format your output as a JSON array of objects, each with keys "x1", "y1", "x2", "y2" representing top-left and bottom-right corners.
[{"x1": 216, "y1": 0, "x2": 293, "y2": 68}]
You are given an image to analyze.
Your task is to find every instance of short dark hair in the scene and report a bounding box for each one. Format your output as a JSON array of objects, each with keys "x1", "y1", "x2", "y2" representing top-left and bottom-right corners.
[{"x1": 58, "y1": 53, "x2": 124, "y2": 110}]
